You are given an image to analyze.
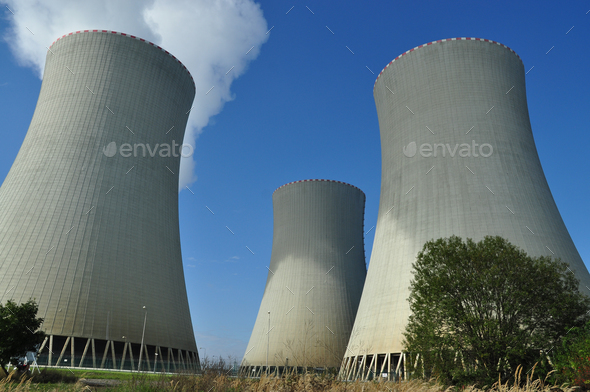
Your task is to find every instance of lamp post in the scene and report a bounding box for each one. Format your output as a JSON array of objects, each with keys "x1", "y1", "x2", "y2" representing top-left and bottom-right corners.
[
  {"x1": 199, "y1": 347, "x2": 206, "y2": 360},
  {"x1": 266, "y1": 311, "x2": 270, "y2": 374},
  {"x1": 122, "y1": 336, "x2": 126, "y2": 370},
  {"x1": 154, "y1": 352, "x2": 158, "y2": 373},
  {"x1": 138, "y1": 306, "x2": 147, "y2": 372}
]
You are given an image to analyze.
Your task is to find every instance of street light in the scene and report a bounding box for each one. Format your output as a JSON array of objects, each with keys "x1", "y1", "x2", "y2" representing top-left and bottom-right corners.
[
  {"x1": 121, "y1": 336, "x2": 126, "y2": 370},
  {"x1": 266, "y1": 311, "x2": 270, "y2": 374},
  {"x1": 154, "y1": 352, "x2": 158, "y2": 373},
  {"x1": 199, "y1": 347, "x2": 206, "y2": 359},
  {"x1": 138, "y1": 306, "x2": 147, "y2": 372}
]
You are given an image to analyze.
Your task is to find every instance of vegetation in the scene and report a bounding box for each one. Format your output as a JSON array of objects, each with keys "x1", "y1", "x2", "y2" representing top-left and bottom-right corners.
[
  {"x1": 0, "y1": 355, "x2": 582, "y2": 391},
  {"x1": 551, "y1": 320, "x2": 590, "y2": 389},
  {"x1": 0, "y1": 300, "x2": 45, "y2": 376},
  {"x1": 403, "y1": 235, "x2": 590, "y2": 386},
  {"x1": 0, "y1": 368, "x2": 580, "y2": 392}
]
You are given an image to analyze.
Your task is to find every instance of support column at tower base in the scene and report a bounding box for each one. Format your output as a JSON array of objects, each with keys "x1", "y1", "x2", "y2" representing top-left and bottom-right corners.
[{"x1": 35, "y1": 335, "x2": 199, "y2": 373}]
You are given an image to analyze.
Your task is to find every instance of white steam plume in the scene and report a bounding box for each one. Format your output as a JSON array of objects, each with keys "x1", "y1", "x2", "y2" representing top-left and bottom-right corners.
[{"x1": 1, "y1": 0, "x2": 268, "y2": 189}]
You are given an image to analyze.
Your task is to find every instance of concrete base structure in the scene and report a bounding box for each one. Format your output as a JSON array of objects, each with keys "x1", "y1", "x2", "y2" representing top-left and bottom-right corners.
[
  {"x1": 340, "y1": 353, "x2": 406, "y2": 381},
  {"x1": 36, "y1": 335, "x2": 198, "y2": 372},
  {"x1": 341, "y1": 38, "x2": 590, "y2": 381}
]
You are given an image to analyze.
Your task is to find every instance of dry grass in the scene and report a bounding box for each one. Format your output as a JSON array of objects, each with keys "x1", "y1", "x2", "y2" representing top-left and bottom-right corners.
[
  {"x1": 165, "y1": 367, "x2": 575, "y2": 392},
  {"x1": 0, "y1": 365, "x2": 578, "y2": 392},
  {"x1": 168, "y1": 373, "x2": 452, "y2": 392}
]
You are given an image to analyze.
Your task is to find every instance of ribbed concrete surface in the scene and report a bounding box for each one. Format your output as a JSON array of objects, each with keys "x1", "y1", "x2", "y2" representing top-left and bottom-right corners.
[
  {"x1": 242, "y1": 180, "x2": 367, "y2": 370},
  {"x1": 0, "y1": 31, "x2": 197, "y2": 353},
  {"x1": 344, "y1": 38, "x2": 590, "y2": 362}
]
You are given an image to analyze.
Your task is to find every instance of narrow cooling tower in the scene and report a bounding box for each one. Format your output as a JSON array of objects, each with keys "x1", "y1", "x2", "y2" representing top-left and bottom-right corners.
[
  {"x1": 341, "y1": 37, "x2": 590, "y2": 381},
  {"x1": 0, "y1": 30, "x2": 198, "y2": 371},
  {"x1": 241, "y1": 180, "x2": 367, "y2": 375}
]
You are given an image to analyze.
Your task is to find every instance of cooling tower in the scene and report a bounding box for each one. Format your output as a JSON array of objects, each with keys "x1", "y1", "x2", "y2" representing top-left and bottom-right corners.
[
  {"x1": 241, "y1": 180, "x2": 367, "y2": 375},
  {"x1": 341, "y1": 37, "x2": 590, "y2": 381},
  {"x1": 0, "y1": 30, "x2": 198, "y2": 371}
]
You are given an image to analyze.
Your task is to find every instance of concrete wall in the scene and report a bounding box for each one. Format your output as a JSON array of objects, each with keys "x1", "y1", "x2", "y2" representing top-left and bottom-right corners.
[
  {"x1": 343, "y1": 38, "x2": 590, "y2": 374},
  {"x1": 0, "y1": 31, "x2": 197, "y2": 361},
  {"x1": 242, "y1": 180, "x2": 367, "y2": 372}
]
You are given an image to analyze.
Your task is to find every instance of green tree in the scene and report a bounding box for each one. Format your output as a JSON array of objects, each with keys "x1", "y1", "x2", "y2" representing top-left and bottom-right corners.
[
  {"x1": 551, "y1": 320, "x2": 590, "y2": 389},
  {"x1": 0, "y1": 299, "x2": 45, "y2": 376},
  {"x1": 403, "y1": 235, "x2": 590, "y2": 386}
]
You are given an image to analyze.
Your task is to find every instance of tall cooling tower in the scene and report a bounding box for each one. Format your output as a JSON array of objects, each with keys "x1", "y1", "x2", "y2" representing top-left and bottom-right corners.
[
  {"x1": 241, "y1": 180, "x2": 367, "y2": 376},
  {"x1": 341, "y1": 38, "x2": 590, "y2": 381},
  {"x1": 0, "y1": 31, "x2": 198, "y2": 371}
]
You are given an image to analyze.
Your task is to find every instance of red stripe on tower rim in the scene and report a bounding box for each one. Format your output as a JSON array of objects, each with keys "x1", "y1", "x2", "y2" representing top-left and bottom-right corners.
[
  {"x1": 373, "y1": 37, "x2": 522, "y2": 92},
  {"x1": 272, "y1": 179, "x2": 364, "y2": 194},
  {"x1": 45, "y1": 30, "x2": 195, "y2": 87}
]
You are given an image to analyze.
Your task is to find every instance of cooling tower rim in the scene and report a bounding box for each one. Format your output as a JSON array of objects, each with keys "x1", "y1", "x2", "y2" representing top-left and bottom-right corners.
[
  {"x1": 48, "y1": 30, "x2": 195, "y2": 88},
  {"x1": 373, "y1": 37, "x2": 522, "y2": 92},
  {"x1": 273, "y1": 179, "x2": 365, "y2": 195}
]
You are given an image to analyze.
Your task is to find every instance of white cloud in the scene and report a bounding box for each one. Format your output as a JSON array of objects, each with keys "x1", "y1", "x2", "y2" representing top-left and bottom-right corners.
[{"x1": 1, "y1": 0, "x2": 268, "y2": 190}]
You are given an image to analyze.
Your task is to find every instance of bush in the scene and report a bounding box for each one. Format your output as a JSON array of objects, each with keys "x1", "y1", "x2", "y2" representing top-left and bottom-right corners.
[
  {"x1": 403, "y1": 236, "x2": 590, "y2": 386},
  {"x1": 551, "y1": 321, "x2": 590, "y2": 390},
  {"x1": 30, "y1": 368, "x2": 78, "y2": 384}
]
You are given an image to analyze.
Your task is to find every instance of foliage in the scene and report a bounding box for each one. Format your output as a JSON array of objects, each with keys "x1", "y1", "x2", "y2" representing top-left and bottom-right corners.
[
  {"x1": 0, "y1": 300, "x2": 45, "y2": 377},
  {"x1": 28, "y1": 368, "x2": 78, "y2": 384},
  {"x1": 551, "y1": 320, "x2": 590, "y2": 390},
  {"x1": 39, "y1": 368, "x2": 165, "y2": 381},
  {"x1": 402, "y1": 235, "x2": 590, "y2": 386},
  {"x1": 0, "y1": 368, "x2": 581, "y2": 392}
]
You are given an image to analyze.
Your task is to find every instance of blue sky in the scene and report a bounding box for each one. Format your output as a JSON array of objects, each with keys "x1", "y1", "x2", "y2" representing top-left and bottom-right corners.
[{"x1": 1, "y1": 0, "x2": 589, "y2": 361}]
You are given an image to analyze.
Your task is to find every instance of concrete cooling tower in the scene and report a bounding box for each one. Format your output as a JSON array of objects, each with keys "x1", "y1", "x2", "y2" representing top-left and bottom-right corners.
[
  {"x1": 241, "y1": 180, "x2": 367, "y2": 376},
  {"x1": 0, "y1": 31, "x2": 198, "y2": 371},
  {"x1": 341, "y1": 38, "x2": 590, "y2": 381}
]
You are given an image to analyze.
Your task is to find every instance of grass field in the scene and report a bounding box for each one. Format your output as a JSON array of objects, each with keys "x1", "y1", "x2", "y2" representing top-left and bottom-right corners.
[
  {"x1": 0, "y1": 365, "x2": 579, "y2": 392},
  {"x1": 38, "y1": 368, "x2": 172, "y2": 380}
]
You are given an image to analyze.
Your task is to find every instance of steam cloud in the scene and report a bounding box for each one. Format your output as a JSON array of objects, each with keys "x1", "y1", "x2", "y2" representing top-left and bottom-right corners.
[{"x1": 1, "y1": 0, "x2": 269, "y2": 189}]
